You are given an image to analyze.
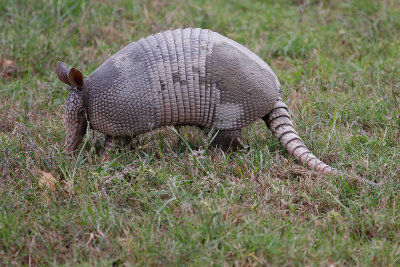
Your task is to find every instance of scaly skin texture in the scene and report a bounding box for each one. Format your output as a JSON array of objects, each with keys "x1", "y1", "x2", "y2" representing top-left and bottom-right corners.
[
  {"x1": 58, "y1": 28, "x2": 343, "y2": 177},
  {"x1": 263, "y1": 101, "x2": 337, "y2": 174}
]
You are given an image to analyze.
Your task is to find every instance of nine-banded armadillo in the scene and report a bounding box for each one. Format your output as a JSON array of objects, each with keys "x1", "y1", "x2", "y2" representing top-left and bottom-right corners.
[{"x1": 57, "y1": 28, "x2": 337, "y2": 174}]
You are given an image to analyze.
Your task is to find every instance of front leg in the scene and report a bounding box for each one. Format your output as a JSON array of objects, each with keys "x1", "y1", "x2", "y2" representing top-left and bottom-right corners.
[{"x1": 104, "y1": 135, "x2": 133, "y2": 155}]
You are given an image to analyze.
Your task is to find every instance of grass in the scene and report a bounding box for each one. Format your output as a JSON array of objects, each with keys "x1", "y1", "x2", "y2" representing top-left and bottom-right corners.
[{"x1": 1, "y1": 0, "x2": 399, "y2": 265}]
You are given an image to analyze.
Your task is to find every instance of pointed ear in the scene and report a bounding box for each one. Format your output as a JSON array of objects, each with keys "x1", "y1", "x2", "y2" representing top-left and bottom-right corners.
[
  {"x1": 68, "y1": 68, "x2": 84, "y2": 89},
  {"x1": 57, "y1": 61, "x2": 71, "y2": 85}
]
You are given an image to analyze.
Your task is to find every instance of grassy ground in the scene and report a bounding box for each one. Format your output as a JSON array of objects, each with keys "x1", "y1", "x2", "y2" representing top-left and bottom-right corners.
[{"x1": 1, "y1": 0, "x2": 399, "y2": 265}]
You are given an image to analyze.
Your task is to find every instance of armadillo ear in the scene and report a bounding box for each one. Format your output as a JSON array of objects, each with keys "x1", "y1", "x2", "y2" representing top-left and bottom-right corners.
[
  {"x1": 57, "y1": 61, "x2": 71, "y2": 86},
  {"x1": 68, "y1": 68, "x2": 84, "y2": 89}
]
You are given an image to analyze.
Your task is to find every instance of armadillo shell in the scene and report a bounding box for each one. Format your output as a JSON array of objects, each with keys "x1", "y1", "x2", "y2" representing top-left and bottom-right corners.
[{"x1": 86, "y1": 28, "x2": 282, "y2": 136}]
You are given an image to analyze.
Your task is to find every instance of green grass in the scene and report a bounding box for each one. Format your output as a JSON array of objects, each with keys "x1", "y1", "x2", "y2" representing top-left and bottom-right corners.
[{"x1": 1, "y1": 0, "x2": 399, "y2": 265}]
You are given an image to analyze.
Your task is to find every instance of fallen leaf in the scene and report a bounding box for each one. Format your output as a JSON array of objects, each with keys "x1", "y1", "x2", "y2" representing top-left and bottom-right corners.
[
  {"x1": 0, "y1": 57, "x2": 17, "y2": 79},
  {"x1": 38, "y1": 169, "x2": 57, "y2": 192},
  {"x1": 0, "y1": 58, "x2": 13, "y2": 68}
]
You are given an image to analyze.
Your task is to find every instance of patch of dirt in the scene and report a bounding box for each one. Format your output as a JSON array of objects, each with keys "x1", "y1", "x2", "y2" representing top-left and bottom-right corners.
[
  {"x1": 271, "y1": 56, "x2": 296, "y2": 71},
  {"x1": 79, "y1": 24, "x2": 128, "y2": 47},
  {"x1": 0, "y1": 109, "x2": 17, "y2": 133}
]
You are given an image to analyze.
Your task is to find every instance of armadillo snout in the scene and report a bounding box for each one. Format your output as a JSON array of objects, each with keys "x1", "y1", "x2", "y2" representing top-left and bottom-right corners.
[
  {"x1": 64, "y1": 118, "x2": 87, "y2": 152},
  {"x1": 64, "y1": 90, "x2": 87, "y2": 152}
]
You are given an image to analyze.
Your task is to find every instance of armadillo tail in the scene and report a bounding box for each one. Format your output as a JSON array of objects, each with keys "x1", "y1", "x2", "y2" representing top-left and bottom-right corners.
[{"x1": 262, "y1": 100, "x2": 337, "y2": 174}]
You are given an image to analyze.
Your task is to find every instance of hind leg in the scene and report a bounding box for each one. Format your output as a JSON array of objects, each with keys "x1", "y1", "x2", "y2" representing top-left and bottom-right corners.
[{"x1": 210, "y1": 129, "x2": 242, "y2": 152}]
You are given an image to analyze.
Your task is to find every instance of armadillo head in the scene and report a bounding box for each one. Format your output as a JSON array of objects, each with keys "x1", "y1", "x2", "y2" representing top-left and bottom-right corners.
[{"x1": 56, "y1": 61, "x2": 88, "y2": 152}]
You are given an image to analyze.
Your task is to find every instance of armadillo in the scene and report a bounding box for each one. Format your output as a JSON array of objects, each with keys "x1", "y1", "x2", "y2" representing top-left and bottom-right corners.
[{"x1": 57, "y1": 28, "x2": 337, "y2": 174}]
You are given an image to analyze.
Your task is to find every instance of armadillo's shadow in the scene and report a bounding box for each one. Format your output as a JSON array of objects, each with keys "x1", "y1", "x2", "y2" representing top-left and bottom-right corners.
[
  {"x1": 90, "y1": 125, "x2": 212, "y2": 158},
  {"x1": 89, "y1": 124, "x2": 283, "y2": 161}
]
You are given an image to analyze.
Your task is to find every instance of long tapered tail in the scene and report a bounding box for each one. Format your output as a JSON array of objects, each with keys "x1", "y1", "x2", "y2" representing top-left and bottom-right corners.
[
  {"x1": 262, "y1": 100, "x2": 382, "y2": 186},
  {"x1": 262, "y1": 100, "x2": 337, "y2": 174}
]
